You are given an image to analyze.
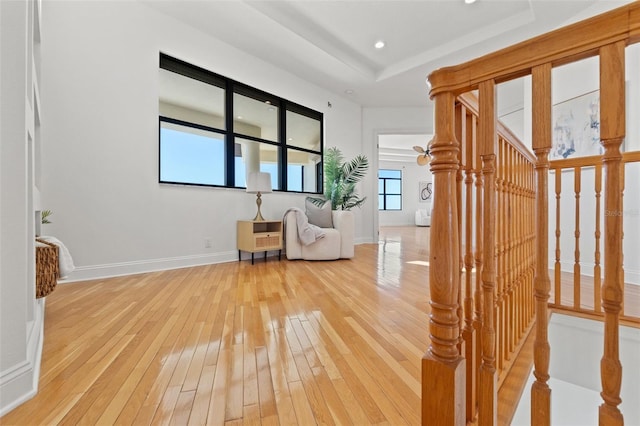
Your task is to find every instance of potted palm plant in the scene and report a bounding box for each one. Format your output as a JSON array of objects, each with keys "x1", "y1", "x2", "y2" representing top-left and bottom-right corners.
[{"x1": 309, "y1": 146, "x2": 369, "y2": 210}]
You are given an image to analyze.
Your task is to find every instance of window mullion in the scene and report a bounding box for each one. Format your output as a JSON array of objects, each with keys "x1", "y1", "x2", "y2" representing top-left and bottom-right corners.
[
  {"x1": 280, "y1": 102, "x2": 287, "y2": 192},
  {"x1": 225, "y1": 80, "x2": 235, "y2": 187}
]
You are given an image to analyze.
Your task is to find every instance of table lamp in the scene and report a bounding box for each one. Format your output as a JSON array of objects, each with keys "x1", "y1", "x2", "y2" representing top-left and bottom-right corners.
[{"x1": 246, "y1": 172, "x2": 272, "y2": 221}]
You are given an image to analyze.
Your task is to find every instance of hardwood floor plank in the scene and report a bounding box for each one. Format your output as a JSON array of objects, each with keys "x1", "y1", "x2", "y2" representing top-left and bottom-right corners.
[
  {"x1": 225, "y1": 343, "x2": 245, "y2": 421},
  {"x1": 243, "y1": 308, "x2": 260, "y2": 409},
  {"x1": 300, "y1": 319, "x2": 342, "y2": 381},
  {"x1": 186, "y1": 364, "x2": 216, "y2": 425},
  {"x1": 288, "y1": 322, "x2": 335, "y2": 425},
  {"x1": 170, "y1": 390, "x2": 196, "y2": 426},
  {"x1": 264, "y1": 329, "x2": 298, "y2": 426},
  {"x1": 242, "y1": 403, "x2": 261, "y2": 426},
  {"x1": 344, "y1": 317, "x2": 420, "y2": 397},
  {"x1": 341, "y1": 352, "x2": 408, "y2": 425},
  {"x1": 255, "y1": 346, "x2": 277, "y2": 419},
  {"x1": 37, "y1": 393, "x2": 83, "y2": 426},
  {"x1": 182, "y1": 322, "x2": 214, "y2": 392},
  {"x1": 288, "y1": 380, "x2": 316, "y2": 425},
  {"x1": 104, "y1": 314, "x2": 184, "y2": 424},
  {"x1": 150, "y1": 384, "x2": 181, "y2": 426},
  {"x1": 207, "y1": 348, "x2": 230, "y2": 425}
]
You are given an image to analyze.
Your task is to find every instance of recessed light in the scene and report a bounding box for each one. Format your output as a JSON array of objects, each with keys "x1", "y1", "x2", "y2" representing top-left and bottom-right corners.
[
  {"x1": 465, "y1": 0, "x2": 477, "y2": 4},
  {"x1": 345, "y1": 89, "x2": 354, "y2": 95},
  {"x1": 374, "y1": 40, "x2": 385, "y2": 49},
  {"x1": 237, "y1": 115, "x2": 243, "y2": 120}
]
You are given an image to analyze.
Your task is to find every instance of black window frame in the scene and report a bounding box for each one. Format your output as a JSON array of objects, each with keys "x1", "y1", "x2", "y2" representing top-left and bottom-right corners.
[
  {"x1": 378, "y1": 169, "x2": 403, "y2": 211},
  {"x1": 158, "y1": 53, "x2": 323, "y2": 193}
]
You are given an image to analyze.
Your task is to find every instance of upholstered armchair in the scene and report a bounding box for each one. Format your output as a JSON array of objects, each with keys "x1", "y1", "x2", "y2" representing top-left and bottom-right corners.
[
  {"x1": 284, "y1": 210, "x2": 354, "y2": 260},
  {"x1": 415, "y1": 208, "x2": 431, "y2": 227}
]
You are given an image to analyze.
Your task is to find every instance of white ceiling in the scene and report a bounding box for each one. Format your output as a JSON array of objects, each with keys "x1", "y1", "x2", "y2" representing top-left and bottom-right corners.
[
  {"x1": 142, "y1": 0, "x2": 633, "y2": 108},
  {"x1": 379, "y1": 134, "x2": 430, "y2": 163}
]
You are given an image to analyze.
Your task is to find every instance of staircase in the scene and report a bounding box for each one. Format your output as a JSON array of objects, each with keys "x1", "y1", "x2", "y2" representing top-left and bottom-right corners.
[{"x1": 422, "y1": 3, "x2": 640, "y2": 424}]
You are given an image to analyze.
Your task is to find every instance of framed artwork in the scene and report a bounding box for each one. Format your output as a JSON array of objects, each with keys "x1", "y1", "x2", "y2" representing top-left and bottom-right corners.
[
  {"x1": 419, "y1": 181, "x2": 432, "y2": 203},
  {"x1": 551, "y1": 90, "x2": 602, "y2": 160}
]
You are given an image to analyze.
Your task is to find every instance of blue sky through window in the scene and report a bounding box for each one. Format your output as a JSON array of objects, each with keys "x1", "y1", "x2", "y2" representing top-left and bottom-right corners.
[{"x1": 160, "y1": 126, "x2": 225, "y2": 185}]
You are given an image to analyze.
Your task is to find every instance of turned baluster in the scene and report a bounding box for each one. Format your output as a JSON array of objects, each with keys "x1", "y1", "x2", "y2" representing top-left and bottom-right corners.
[
  {"x1": 462, "y1": 105, "x2": 478, "y2": 422},
  {"x1": 513, "y1": 151, "x2": 521, "y2": 344},
  {"x1": 574, "y1": 167, "x2": 582, "y2": 309},
  {"x1": 598, "y1": 41, "x2": 625, "y2": 426},
  {"x1": 620, "y1": 164, "x2": 626, "y2": 317},
  {"x1": 496, "y1": 138, "x2": 505, "y2": 372},
  {"x1": 455, "y1": 104, "x2": 465, "y2": 356},
  {"x1": 478, "y1": 80, "x2": 497, "y2": 426},
  {"x1": 594, "y1": 164, "x2": 602, "y2": 313},
  {"x1": 507, "y1": 148, "x2": 522, "y2": 352},
  {"x1": 531, "y1": 63, "x2": 552, "y2": 426},
  {"x1": 473, "y1": 113, "x2": 484, "y2": 412},
  {"x1": 518, "y1": 153, "x2": 525, "y2": 338},
  {"x1": 529, "y1": 161, "x2": 536, "y2": 323},
  {"x1": 506, "y1": 144, "x2": 513, "y2": 358},
  {"x1": 554, "y1": 169, "x2": 562, "y2": 306}
]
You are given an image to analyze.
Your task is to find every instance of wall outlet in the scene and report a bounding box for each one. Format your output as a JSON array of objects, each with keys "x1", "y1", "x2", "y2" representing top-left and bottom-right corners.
[{"x1": 204, "y1": 238, "x2": 212, "y2": 248}]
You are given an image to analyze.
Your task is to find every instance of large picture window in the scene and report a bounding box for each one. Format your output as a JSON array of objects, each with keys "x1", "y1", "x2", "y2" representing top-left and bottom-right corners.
[
  {"x1": 378, "y1": 169, "x2": 402, "y2": 211},
  {"x1": 158, "y1": 53, "x2": 323, "y2": 193}
]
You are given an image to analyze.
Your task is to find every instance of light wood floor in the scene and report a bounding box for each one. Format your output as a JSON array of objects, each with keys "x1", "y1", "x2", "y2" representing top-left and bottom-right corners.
[{"x1": 1, "y1": 226, "x2": 532, "y2": 425}]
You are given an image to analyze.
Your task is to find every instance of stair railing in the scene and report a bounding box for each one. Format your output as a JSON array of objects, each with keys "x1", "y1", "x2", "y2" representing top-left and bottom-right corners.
[{"x1": 422, "y1": 3, "x2": 640, "y2": 425}]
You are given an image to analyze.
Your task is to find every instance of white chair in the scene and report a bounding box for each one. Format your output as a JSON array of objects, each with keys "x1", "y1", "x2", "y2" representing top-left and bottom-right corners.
[
  {"x1": 415, "y1": 208, "x2": 431, "y2": 227},
  {"x1": 284, "y1": 210, "x2": 354, "y2": 260}
]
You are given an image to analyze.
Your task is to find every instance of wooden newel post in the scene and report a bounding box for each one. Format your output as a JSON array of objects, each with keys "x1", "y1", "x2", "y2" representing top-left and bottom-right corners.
[
  {"x1": 531, "y1": 63, "x2": 552, "y2": 426},
  {"x1": 423, "y1": 90, "x2": 465, "y2": 426},
  {"x1": 599, "y1": 41, "x2": 625, "y2": 426}
]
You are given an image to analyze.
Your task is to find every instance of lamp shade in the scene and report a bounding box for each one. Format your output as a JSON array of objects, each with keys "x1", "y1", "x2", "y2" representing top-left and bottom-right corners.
[{"x1": 246, "y1": 172, "x2": 272, "y2": 194}]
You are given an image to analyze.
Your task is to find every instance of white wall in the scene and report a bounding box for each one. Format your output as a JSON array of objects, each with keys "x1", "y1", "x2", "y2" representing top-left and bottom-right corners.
[
  {"x1": 378, "y1": 160, "x2": 432, "y2": 226},
  {"x1": 40, "y1": 1, "x2": 364, "y2": 280},
  {"x1": 548, "y1": 314, "x2": 640, "y2": 424},
  {"x1": 512, "y1": 313, "x2": 640, "y2": 425},
  {"x1": 546, "y1": 54, "x2": 640, "y2": 284},
  {"x1": 495, "y1": 51, "x2": 640, "y2": 285},
  {"x1": 1, "y1": 0, "x2": 45, "y2": 416}
]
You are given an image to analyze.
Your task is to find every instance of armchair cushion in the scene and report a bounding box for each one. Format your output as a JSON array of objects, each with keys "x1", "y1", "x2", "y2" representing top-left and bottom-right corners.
[{"x1": 305, "y1": 198, "x2": 333, "y2": 228}]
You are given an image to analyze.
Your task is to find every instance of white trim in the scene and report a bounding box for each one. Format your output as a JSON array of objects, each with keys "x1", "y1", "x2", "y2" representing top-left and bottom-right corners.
[
  {"x1": 63, "y1": 251, "x2": 239, "y2": 283},
  {"x1": 355, "y1": 237, "x2": 375, "y2": 245},
  {"x1": 0, "y1": 299, "x2": 44, "y2": 417}
]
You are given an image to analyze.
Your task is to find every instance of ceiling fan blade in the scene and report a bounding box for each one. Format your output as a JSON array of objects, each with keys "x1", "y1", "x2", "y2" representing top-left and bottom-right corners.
[
  {"x1": 417, "y1": 154, "x2": 430, "y2": 166},
  {"x1": 413, "y1": 145, "x2": 425, "y2": 153}
]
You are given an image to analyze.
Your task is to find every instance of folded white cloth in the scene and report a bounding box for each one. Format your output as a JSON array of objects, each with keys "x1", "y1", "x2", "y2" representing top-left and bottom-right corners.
[
  {"x1": 283, "y1": 208, "x2": 325, "y2": 246},
  {"x1": 39, "y1": 236, "x2": 75, "y2": 278}
]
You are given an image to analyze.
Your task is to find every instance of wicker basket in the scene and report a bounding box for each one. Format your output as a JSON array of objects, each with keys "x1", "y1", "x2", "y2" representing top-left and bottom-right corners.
[{"x1": 36, "y1": 238, "x2": 59, "y2": 298}]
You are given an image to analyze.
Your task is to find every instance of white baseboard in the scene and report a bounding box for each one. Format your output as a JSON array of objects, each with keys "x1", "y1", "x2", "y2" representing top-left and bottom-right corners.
[
  {"x1": 64, "y1": 251, "x2": 239, "y2": 283},
  {"x1": 61, "y1": 242, "x2": 380, "y2": 283},
  {"x1": 0, "y1": 299, "x2": 45, "y2": 417},
  {"x1": 355, "y1": 237, "x2": 375, "y2": 245}
]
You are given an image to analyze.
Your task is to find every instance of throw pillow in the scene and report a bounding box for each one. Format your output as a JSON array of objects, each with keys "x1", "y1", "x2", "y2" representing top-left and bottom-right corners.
[{"x1": 305, "y1": 198, "x2": 333, "y2": 228}]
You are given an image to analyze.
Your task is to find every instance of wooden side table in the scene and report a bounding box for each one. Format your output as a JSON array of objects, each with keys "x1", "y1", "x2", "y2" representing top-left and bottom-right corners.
[{"x1": 237, "y1": 220, "x2": 282, "y2": 264}]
